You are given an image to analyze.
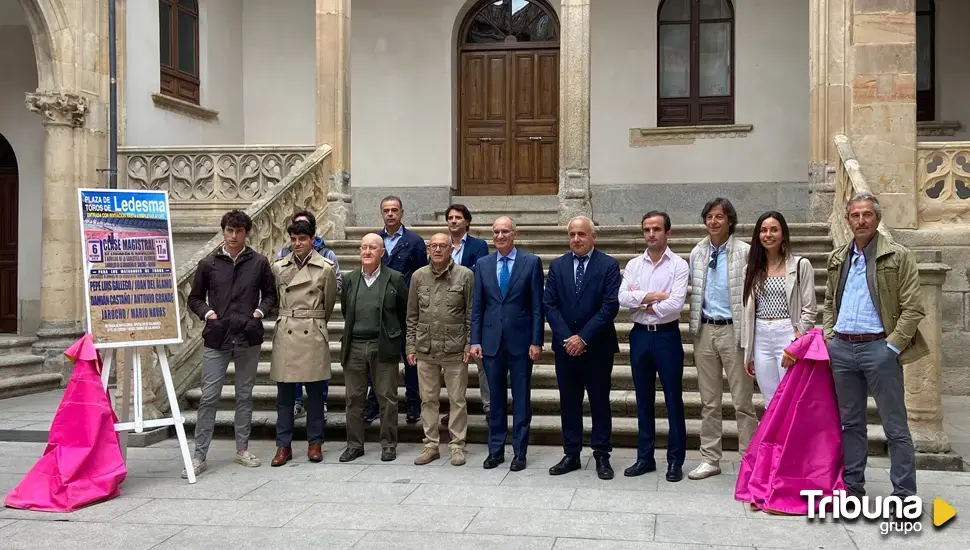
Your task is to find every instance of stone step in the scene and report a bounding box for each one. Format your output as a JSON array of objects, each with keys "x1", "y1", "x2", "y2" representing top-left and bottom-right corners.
[
  {"x1": 344, "y1": 223, "x2": 833, "y2": 241},
  {"x1": 0, "y1": 354, "x2": 47, "y2": 379},
  {"x1": 0, "y1": 335, "x2": 39, "y2": 357},
  {"x1": 178, "y1": 410, "x2": 888, "y2": 455},
  {"x1": 228, "y1": 363, "x2": 755, "y2": 393},
  {"x1": 0, "y1": 373, "x2": 62, "y2": 400},
  {"x1": 186, "y1": 385, "x2": 883, "y2": 425}
]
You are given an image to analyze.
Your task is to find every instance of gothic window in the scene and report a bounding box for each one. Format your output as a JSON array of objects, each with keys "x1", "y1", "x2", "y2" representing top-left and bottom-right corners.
[
  {"x1": 160, "y1": 0, "x2": 200, "y2": 104},
  {"x1": 462, "y1": 0, "x2": 558, "y2": 46},
  {"x1": 916, "y1": 0, "x2": 934, "y2": 122},
  {"x1": 657, "y1": 0, "x2": 734, "y2": 126}
]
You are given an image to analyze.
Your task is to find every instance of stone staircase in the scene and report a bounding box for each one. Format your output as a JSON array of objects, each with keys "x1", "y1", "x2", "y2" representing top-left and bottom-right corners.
[
  {"x1": 177, "y1": 221, "x2": 889, "y2": 455},
  {"x1": 0, "y1": 335, "x2": 61, "y2": 399}
]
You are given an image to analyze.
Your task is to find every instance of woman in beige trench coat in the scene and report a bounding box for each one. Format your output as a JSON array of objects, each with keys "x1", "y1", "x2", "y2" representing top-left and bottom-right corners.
[{"x1": 269, "y1": 220, "x2": 338, "y2": 466}]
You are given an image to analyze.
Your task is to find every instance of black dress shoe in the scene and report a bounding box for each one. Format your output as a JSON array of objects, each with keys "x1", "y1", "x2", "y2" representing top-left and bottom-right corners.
[
  {"x1": 363, "y1": 404, "x2": 379, "y2": 424},
  {"x1": 339, "y1": 447, "x2": 364, "y2": 463},
  {"x1": 381, "y1": 447, "x2": 397, "y2": 462},
  {"x1": 510, "y1": 456, "x2": 527, "y2": 472},
  {"x1": 483, "y1": 453, "x2": 505, "y2": 469},
  {"x1": 623, "y1": 459, "x2": 657, "y2": 477},
  {"x1": 595, "y1": 456, "x2": 614, "y2": 480},
  {"x1": 548, "y1": 455, "x2": 582, "y2": 476},
  {"x1": 665, "y1": 463, "x2": 683, "y2": 482}
]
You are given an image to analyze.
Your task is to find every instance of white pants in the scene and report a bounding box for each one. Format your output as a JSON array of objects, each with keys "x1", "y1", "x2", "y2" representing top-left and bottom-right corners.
[{"x1": 753, "y1": 318, "x2": 795, "y2": 408}]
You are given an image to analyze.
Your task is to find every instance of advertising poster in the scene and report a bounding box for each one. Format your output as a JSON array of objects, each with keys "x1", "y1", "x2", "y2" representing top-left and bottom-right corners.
[{"x1": 78, "y1": 188, "x2": 183, "y2": 348}]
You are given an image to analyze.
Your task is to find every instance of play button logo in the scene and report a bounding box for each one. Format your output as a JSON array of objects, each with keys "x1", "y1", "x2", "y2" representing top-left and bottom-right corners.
[{"x1": 933, "y1": 498, "x2": 957, "y2": 528}]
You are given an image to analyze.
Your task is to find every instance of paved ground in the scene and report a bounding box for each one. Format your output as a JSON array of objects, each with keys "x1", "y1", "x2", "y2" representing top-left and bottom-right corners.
[{"x1": 0, "y1": 391, "x2": 967, "y2": 548}]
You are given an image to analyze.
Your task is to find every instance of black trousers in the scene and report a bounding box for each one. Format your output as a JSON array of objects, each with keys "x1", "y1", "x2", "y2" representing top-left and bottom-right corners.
[
  {"x1": 555, "y1": 350, "x2": 614, "y2": 459},
  {"x1": 276, "y1": 381, "x2": 326, "y2": 447}
]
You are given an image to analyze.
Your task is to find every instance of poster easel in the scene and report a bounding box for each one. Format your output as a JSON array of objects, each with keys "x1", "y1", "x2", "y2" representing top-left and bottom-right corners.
[{"x1": 99, "y1": 345, "x2": 196, "y2": 483}]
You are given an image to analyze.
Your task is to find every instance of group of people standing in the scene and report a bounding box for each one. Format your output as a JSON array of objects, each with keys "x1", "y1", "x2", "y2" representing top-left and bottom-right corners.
[{"x1": 181, "y1": 193, "x2": 928, "y2": 512}]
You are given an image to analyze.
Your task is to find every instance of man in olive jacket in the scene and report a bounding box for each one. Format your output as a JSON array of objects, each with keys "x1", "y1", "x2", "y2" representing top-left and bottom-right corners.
[
  {"x1": 406, "y1": 233, "x2": 475, "y2": 467},
  {"x1": 339, "y1": 233, "x2": 408, "y2": 463},
  {"x1": 823, "y1": 193, "x2": 928, "y2": 500}
]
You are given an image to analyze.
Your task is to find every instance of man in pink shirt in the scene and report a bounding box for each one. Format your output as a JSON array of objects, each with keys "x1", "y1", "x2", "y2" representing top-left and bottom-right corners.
[{"x1": 618, "y1": 211, "x2": 689, "y2": 482}]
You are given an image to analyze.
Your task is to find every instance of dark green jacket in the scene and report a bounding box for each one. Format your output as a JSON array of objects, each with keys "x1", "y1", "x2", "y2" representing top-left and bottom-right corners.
[
  {"x1": 822, "y1": 233, "x2": 929, "y2": 364},
  {"x1": 340, "y1": 266, "x2": 408, "y2": 366}
]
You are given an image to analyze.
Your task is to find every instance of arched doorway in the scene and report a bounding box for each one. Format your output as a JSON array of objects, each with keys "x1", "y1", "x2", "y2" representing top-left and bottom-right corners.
[
  {"x1": 457, "y1": 0, "x2": 560, "y2": 196},
  {"x1": 0, "y1": 134, "x2": 18, "y2": 333}
]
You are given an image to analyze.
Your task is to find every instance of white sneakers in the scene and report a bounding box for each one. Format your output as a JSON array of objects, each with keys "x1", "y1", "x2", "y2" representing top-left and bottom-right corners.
[
  {"x1": 234, "y1": 450, "x2": 261, "y2": 468},
  {"x1": 181, "y1": 457, "x2": 207, "y2": 479},
  {"x1": 687, "y1": 462, "x2": 722, "y2": 480}
]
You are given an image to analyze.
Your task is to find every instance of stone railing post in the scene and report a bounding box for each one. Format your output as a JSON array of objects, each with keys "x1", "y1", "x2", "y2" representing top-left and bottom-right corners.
[
  {"x1": 557, "y1": 0, "x2": 592, "y2": 224},
  {"x1": 904, "y1": 253, "x2": 952, "y2": 458},
  {"x1": 317, "y1": 0, "x2": 354, "y2": 238}
]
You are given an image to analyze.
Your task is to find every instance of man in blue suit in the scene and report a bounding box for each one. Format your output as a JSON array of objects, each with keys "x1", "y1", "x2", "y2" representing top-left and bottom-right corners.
[
  {"x1": 543, "y1": 216, "x2": 620, "y2": 480},
  {"x1": 446, "y1": 203, "x2": 491, "y2": 417},
  {"x1": 470, "y1": 216, "x2": 544, "y2": 471},
  {"x1": 366, "y1": 196, "x2": 428, "y2": 424}
]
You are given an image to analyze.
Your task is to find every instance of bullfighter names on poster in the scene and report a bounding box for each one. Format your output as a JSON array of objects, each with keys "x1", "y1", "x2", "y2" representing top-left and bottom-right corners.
[{"x1": 78, "y1": 189, "x2": 183, "y2": 348}]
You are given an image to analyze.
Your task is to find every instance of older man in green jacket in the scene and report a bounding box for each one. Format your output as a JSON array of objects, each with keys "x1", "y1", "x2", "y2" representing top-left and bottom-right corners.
[{"x1": 823, "y1": 193, "x2": 928, "y2": 501}]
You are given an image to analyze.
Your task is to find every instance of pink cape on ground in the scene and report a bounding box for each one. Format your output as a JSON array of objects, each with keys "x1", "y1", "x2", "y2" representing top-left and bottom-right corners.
[
  {"x1": 735, "y1": 328, "x2": 845, "y2": 515},
  {"x1": 4, "y1": 334, "x2": 127, "y2": 512}
]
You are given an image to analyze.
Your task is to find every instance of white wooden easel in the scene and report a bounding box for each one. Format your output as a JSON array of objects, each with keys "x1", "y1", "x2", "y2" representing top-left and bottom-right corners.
[{"x1": 100, "y1": 345, "x2": 196, "y2": 484}]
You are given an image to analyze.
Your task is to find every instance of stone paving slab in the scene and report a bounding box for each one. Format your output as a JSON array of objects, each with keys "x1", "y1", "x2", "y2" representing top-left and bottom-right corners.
[
  {"x1": 0, "y1": 521, "x2": 185, "y2": 550},
  {"x1": 553, "y1": 540, "x2": 748, "y2": 550},
  {"x1": 356, "y1": 530, "x2": 555, "y2": 549},
  {"x1": 570, "y1": 487, "x2": 747, "y2": 518},
  {"x1": 0, "y1": 496, "x2": 154, "y2": 522},
  {"x1": 288, "y1": 503, "x2": 480, "y2": 532},
  {"x1": 401, "y1": 483, "x2": 576, "y2": 509},
  {"x1": 241, "y1": 479, "x2": 418, "y2": 504},
  {"x1": 498, "y1": 465, "x2": 660, "y2": 490},
  {"x1": 843, "y1": 521, "x2": 970, "y2": 548},
  {"x1": 111, "y1": 498, "x2": 312, "y2": 527},
  {"x1": 152, "y1": 526, "x2": 367, "y2": 549},
  {"x1": 466, "y1": 507, "x2": 656, "y2": 541},
  {"x1": 655, "y1": 515, "x2": 856, "y2": 548}
]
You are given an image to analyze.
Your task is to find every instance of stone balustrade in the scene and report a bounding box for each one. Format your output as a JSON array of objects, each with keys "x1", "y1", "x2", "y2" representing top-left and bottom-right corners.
[
  {"x1": 916, "y1": 141, "x2": 970, "y2": 226},
  {"x1": 119, "y1": 145, "x2": 316, "y2": 203}
]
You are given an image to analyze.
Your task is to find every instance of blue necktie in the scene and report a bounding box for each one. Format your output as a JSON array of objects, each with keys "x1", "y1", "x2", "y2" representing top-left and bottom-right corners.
[
  {"x1": 499, "y1": 256, "x2": 511, "y2": 296},
  {"x1": 575, "y1": 255, "x2": 588, "y2": 296}
]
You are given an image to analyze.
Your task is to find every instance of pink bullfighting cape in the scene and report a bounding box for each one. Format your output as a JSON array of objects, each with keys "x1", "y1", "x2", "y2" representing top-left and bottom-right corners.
[
  {"x1": 4, "y1": 334, "x2": 127, "y2": 512},
  {"x1": 735, "y1": 328, "x2": 845, "y2": 515}
]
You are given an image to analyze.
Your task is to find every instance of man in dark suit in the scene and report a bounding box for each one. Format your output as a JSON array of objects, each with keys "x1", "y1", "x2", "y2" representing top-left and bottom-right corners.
[
  {"x1": 470, "y1": 216, "x2": 544, "y2": 471},
  {"x1": 339, "y1": 233, "x2": 408, "y2": 463},
  {"x1": 364, "y1": 196, "x2": 428, "y2": 425},
  {"x1": 543, "y1": 216, "x2": 620, "y2": 480},
  {"x1": 446, "y1": 203, "x2": 491, "y2": 418}
]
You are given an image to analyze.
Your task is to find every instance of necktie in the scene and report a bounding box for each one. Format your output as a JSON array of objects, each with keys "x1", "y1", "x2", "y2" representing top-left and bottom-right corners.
[
  {"x1": 575, "y1": 255, "x2": 588, "y2": 295},
  {"x1": 499, "y1": 256, "x2": 511, "y2": 296}
]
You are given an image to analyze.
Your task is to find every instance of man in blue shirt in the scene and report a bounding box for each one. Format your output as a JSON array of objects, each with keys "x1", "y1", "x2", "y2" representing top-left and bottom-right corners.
[{"x1": 823, "y1": 193, "x2": 928, "y2": 499}]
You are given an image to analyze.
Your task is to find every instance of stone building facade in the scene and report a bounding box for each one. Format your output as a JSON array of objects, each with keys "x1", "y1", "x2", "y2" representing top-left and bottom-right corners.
[{"x1": 0, "y1": 0, "x2": 967, "y2": 412}]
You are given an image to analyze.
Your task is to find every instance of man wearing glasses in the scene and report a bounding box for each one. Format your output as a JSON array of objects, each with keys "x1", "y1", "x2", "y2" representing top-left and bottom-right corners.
[
  {"x1": 470, "y1": 216, "x2": 544, "y2": 471},
  {"x1": 686, "y1": 198, "x2": 757, "y2": 481}
]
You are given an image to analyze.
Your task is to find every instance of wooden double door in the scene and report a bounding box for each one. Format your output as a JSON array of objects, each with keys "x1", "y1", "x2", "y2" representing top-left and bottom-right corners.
[
  {"x1": 0, "y1": 169, "x2": 16, "y2": 333},
  {"x1": 459, "y1": 48, "x2": 559, "y2": 196}
]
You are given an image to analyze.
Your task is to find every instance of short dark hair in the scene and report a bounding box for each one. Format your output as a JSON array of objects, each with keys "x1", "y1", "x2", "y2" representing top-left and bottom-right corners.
[
  {"x1": 287, "y1": 220, "x2": 315, "y2": 238},
  {"x1": 445, "y1": 204, "x2": 472, "y2": 228},
  {"x1": 701, "y1": 197, "x2": 738, "y2": 235},
  {"x1": 292, "y1": 210, "x2": 317, "y2": 234},
  {"x1": 220, "y1": 209, "x2": 252, "y2": 232},
  {"x1": 380, "y1": 195, "x2": 403, "y2": 210},
  {"x1": 641, "y1": 210, "x2": 671, "y2": 232}
]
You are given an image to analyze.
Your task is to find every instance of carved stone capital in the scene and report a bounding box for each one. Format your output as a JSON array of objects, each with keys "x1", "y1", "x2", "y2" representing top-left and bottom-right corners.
[{"x1": 25, "y1": 91, "x2": 88, "y2": 127}]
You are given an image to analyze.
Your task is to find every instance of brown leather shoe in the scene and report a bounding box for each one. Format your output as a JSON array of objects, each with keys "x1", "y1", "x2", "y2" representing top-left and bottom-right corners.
[
  {"x1": 308, "y1": 443, "x2": 323, "y2": 463},
  {"x1": 271, "y1": 447, "x2": 292, "y2": 467}
]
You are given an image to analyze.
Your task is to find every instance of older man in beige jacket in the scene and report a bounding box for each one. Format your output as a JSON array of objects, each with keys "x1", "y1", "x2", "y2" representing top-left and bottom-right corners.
[{"x1": 407, "y1": 233, "x2": 475, "y2": 466}]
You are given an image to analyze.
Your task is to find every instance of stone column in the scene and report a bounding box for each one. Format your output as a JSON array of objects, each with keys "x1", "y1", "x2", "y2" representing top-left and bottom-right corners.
[
  {"x1": 557, "y1": 0, "x2": 592, "y2": 224},
  {"x1": 317, "y1": 0, "x2": 354, "y2": 238},
  {"x1": 25, "y1": 91, "x2": 89, "y2": 375},
  {"x1": 903, "y1": 256, "x2": 952, "y2": 457}
]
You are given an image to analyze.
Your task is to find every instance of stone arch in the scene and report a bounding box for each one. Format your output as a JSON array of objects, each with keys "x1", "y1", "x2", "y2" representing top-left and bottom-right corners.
[{"x1": 17, "y1": 0, "x2": 68, "y2": 91}]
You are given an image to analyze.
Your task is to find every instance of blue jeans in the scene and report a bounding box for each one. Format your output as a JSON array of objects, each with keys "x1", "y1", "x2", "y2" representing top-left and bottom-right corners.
[{"x1": 294, "y1": 380, "x2": 330, "y2": 406}]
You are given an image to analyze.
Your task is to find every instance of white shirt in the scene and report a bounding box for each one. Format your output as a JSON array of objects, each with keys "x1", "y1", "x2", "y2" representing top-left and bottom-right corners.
[
  {"x1": 618, "y1": 247, "x2": 689, "y2": 325},
  {"x1": 362, "y1": 265, "x2": 381, "y2": 287}
]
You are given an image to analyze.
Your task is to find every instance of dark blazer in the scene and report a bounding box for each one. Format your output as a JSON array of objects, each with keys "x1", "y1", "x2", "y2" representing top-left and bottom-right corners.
[
  {"x1": 458, "y1": 235, "x2": 490, "y2": 271},
  {"x1": 340, "y1": 266, "x2": 408, "y2": 366},
  {"x1": 189, "y1": 247, "x2": 278, "y2": 350},
  {"x1": 470, "y1": 249, "x2": 544, "y2": 357},
  {"x1": 543, "y1": 249, "x2": 621, "y2": 356},
  {"x1": 380, "y1": 225, "x2": 428, "y2": 287}
]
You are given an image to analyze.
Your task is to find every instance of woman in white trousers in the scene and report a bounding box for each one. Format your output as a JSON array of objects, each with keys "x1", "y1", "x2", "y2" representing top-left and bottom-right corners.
[{"x1": 740, "y1": 212, "x2": 817, "y2": 408}]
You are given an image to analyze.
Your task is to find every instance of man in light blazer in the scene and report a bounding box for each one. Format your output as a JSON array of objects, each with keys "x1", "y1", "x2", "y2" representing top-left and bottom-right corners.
[
  {"x1": 469, "y1": 216, "x2": 544, "y2": 472},
  {"x1": 543, "y1": 216, "x2": 620, "y2": 480}
]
